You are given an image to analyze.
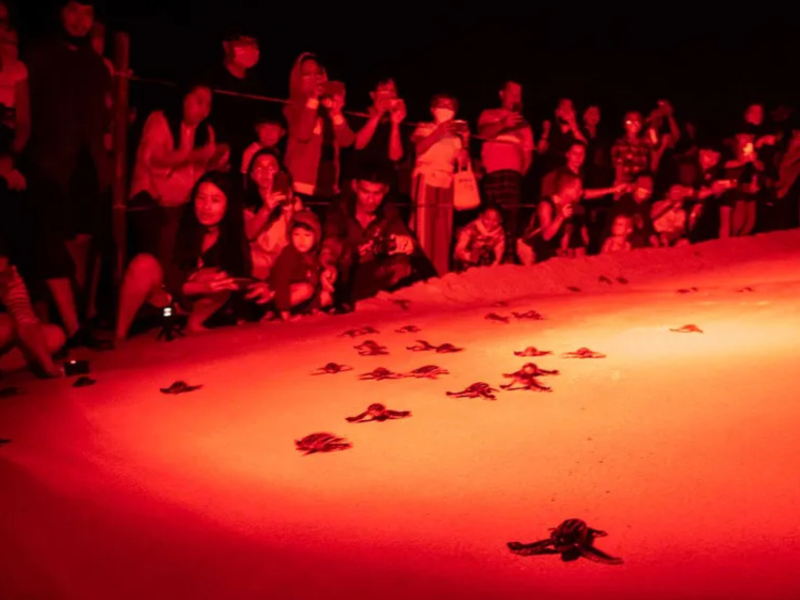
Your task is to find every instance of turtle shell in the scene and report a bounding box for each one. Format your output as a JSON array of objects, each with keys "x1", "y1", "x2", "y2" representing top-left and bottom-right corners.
[
  {"x1": 367, "y1": 403, "x2": 386, "y2": 415},
  {"x1": 551, "y1": 519, "x2": 589, "y2": 547},
  {"x1": 296, "y1": 432, "x2": 338, "y2": 448}
]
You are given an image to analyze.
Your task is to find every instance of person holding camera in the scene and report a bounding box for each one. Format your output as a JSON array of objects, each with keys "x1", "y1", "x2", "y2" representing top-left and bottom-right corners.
[
  {"x1": 518, "y1": 171, "x2": 588, "y2": 264},
  {"x1": 453, "y1": 205, "x2": 506, "y2": 271},
  {"x1": 283, "y1": 53, "x2": 355, "y2": 217},
  {"x1": 352, "y1": 77, "x2": 406, "y2": 170},
  {"x1": 320, "y1": 165, "x2": 433, "y2": 312},
  {"x1": 243, "y1": 148, "x2": 303, "y2": 281}
]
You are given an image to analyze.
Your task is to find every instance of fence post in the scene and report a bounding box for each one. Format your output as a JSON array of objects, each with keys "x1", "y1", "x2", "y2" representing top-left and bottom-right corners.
[{"x1": 111, "y1": 31, "x2": 130, "y2": 285}]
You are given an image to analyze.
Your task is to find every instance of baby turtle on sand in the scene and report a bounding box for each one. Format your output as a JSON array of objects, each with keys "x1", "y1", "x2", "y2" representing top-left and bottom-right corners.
[
  {"x1": 500, "y1": 365, "x2": 553, "y2": 392},
  {"x1": 562, "y1": 347, "x2": 606, "y2": 359},
  {"x1": 514, "y1": 347, "x2": 553, "y2": 357},
  {"x1": 406, "y1": 340, "x2": 463, "y2": 353},
  {"x1": 395, "y1": 325, "x2": 421, "y2": 334},
  {"x1": 346, "y1": 403, "x2": 411, "y2": 423},
  {"x1": 354, "y1": 340, "x2": 389, "y2": 356},
  {"x1": 617, "y1": 276, "x2": 629, "y2": 284},
  {"x1": 566, "y1": 286, "x2": 582, "y2": 293},
  {"x1": 295, "y1": 433, "x2": 352, "y2": 455},
  {"x1": 512, "y1": 310, "x2": 545, "y2": 321},
  {"x1": 339, "y1": 326, "x2": 380, "y2": 338},
  {"x1": 405, "y1": 365, "x2": 449, "y2": 379},
  {"x1": 599, "y1": 275, "x2": 613, "y2": 284},
  {"x1": 312, "y1": 363, "x2": 353, "y2": 375},
  {"x1": 447, "y1": 382, "x2": 499, "y2": 401},
  {"x1": 0, "y1": 438, "x2": 11, "y2": 446},
  {"x1": 492, "y1": 300, "x2": 510, "y2": 307},
  {"x1": 670, "y1": 324, "x2": 703, "y2": 333},
  {"x1": 359, "y1": 367, "x2": 404, "y2": 381},
  {"x1": 485, "y1": 313, "x2": 510, "y2": 323},
  {"x1": 160, "y1": 381, "x2": 203, "y2": 394},
  {"x1": 737, "y1": 286, "x2": 754, "y2": 292},
  {"x1": 676, "y1": 287, "x2": 699, "y2": 294},
  {"x1": 507, "y1": 518, "x2": 623, "y2": 565}
]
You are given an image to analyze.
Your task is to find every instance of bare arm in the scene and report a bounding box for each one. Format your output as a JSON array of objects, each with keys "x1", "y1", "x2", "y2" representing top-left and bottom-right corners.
[
  {"x1": 355, "y1": 113, "x2": 382, "y2": 150},
  {"x1": 413, "y1": 124, "x2": 447, "y2": 156},
  {"x1": 388, "y1": 122, "x2": 403, "y2": 162},
  {"x1": 539, "y1": 202, "x2": 564, "y2": 242},
  {"x1": 332, "y1": 113, "x2": 355, "y2": 148}
]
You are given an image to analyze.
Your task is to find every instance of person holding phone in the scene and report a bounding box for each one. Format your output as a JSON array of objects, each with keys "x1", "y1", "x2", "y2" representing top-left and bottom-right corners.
[
  {"x1": 477, "y1": 80, "x2": 535, "y2": 262},
  {"x1": 283, "y1": 53, "x2": 355, "y2": 218},
  {"x1": 719, "y1": 133, "x2": 764, "y2": 238},
  {"x1": 242, "y1": 148, "x2": 305, "y2": 280},
  {"x1": 115, "y1": 172, "x2": 258, "y2": 340}
]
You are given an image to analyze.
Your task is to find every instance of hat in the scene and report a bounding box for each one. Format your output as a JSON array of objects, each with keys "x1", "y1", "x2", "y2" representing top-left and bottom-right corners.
[{"x1": 290, "y1": 210, "x2": 321, "y2": 243}]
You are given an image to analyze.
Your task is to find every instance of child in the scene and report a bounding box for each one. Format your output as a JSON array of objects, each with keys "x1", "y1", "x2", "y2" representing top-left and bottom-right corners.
[
  {"x1": 601, "y1": 214, "x2": 633, "y2": 253},
  {"x1": 241, "y1": 115, "x2": 286, "y2": 175},
  {"x1": 453, "y1": 205, "x2": 505, "y2": 270},
  {"x1": 651, "y1": 184, "x2": 691, "y2": 247},
  {"x1": 269, "y1": 210, "x2": 333, "y2": 321}
]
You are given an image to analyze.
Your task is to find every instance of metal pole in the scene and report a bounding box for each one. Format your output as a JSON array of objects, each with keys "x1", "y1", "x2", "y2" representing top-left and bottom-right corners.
[{"x1": 111, "y1": 31, "x2": 130, "y2": 285}]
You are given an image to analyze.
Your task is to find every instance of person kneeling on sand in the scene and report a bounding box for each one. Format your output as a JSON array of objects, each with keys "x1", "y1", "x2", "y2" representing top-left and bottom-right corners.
[{"x1": 319, "y1": 165, "x2": 436, "y2": 313}]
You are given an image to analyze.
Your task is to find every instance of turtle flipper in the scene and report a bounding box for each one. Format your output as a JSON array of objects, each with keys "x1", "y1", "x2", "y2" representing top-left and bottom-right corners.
[
  {"x1": 588, "y1": 528, "x2": 608, "y2": 538},
  {"x1": 579, "y1": 545, "x2": 623, "y2": 565},
  {"x1": 386, "y1": 410, "x2": 411, "y2": 419},
  {"x1": 345, "y1": 411, "x2": 369, "y2": 423},
  {"x1": 507, "y1": 539, "x2": 557, "y2": 556}
]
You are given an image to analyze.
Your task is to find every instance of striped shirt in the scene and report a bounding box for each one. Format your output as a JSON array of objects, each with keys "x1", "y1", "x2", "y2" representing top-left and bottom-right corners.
[{"x1": 0, "y1": 264, "x2": 38, "y2": 326}]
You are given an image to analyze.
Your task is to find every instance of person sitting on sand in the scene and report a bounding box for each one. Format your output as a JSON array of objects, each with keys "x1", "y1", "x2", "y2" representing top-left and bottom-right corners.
[
  {"x1": 601, "y1": 214, "x2": 633, "y2": 254},
  {"x1": 115, "y1": 172, "x2": 272, "y2": 339},
  {"x1": 453, "y1": 205, "x2": 505, "y2": 271}
]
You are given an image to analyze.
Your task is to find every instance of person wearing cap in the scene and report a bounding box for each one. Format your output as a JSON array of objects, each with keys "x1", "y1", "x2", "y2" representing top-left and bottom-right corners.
[
  {"x1": 203, "y1": 25, "x2": 267, "y2": 172},
  {"x1": 23, "y1": 0, "x2": 112, "y2": 348}
]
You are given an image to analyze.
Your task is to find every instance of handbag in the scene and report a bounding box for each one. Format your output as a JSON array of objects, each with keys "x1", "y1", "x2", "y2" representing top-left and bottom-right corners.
[{"x1": 452, "y1": 157, "x2": 481, "y2": 211}]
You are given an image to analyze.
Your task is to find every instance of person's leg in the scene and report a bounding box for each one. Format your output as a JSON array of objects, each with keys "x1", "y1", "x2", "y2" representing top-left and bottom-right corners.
[
  {"x1": 742, "y1": 200, "x2": 757, "y2": 236},
  {"x1": 0, "y1": 316, "x2": 66, "y2": 375},
  {"x1": 187, "y1": 293, "x2": 231, "y2": 333},
  {"x1": 115, "y1": 253, "x2": 164, "y2": 341}
]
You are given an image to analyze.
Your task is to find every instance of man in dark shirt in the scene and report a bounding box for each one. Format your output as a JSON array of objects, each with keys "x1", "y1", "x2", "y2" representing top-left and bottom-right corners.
[
  {"x1": 202, "y1": 25, "x2": 268, "y2": 171},
  {"x1": 24, "y1": 0, "x2": 112, "y2": 345},
  {"x1": 320, "y1": 164, "x2": 434, "y2": 312}
]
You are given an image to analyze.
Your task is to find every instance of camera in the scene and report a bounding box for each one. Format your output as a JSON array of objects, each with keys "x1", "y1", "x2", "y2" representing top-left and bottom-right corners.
[
  {"x1": 371, "y1": 234, "x2": 397, "y2": 257},
  {"x1": 476, "y1": 245, "x2": 496, "y2": 267}
]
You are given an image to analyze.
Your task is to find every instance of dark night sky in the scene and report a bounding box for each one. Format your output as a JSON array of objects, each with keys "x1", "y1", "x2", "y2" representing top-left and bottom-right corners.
[{"x1": 9, "y1": 1, "x2": 797, "y2": 127}]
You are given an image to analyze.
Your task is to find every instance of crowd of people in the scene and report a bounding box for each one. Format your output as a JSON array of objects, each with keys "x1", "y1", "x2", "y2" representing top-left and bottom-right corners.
[{"x1": 2, "y1": 0, "x2": 800, "y2": 377}]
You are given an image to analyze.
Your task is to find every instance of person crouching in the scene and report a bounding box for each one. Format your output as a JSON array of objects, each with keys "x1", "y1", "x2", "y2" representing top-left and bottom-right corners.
[{"x1": 269, "y1": 210, "x2": 333, "y2": 321}]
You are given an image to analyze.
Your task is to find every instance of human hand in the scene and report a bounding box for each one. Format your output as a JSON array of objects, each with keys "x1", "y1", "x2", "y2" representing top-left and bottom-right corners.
[
  {"x1": 204, "y1": 270, "x2": 239, "y2": 292},
  {"x1": 358, "y1": 241, "x2": 374, "y2": 259},
  {"x1": 561, "y1": 203, "x2": 574, "y2": 219},
  {"x1": 321, "y1": 267, "x2": 337, "y2": 292},
  {"x1": 193, "y1": 142, "x2": 217, "y2": 163},
  {"x1": 245, "y1": 282, "x2": 275, "y2": 304},
  {"x1": 389, "y1": 234, "x2": 415, "y2": 256},
  {"x1": 504, "y1": 112, "x2": 523, "y2": 129},
  {"x1": 328, "y1": 93, "x2": 345, "y2": 116},
  {"x1": 390, "y1": 99, "x2": 406, "y2": 124},
  {"x1": 3, "y1": 168, "x2": 26, "y2": 191}
]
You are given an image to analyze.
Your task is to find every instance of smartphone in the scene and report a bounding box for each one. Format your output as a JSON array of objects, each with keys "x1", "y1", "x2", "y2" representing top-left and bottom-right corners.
[
  {"x1": 272, "y1": 171, "x2": 292, "y2": 196},
  {"x1": 647, "y1": 128, "x2": 659, "y2": 145},
  {"x1": 64, "y1": 359, "x2": 90, "y2": 377}
]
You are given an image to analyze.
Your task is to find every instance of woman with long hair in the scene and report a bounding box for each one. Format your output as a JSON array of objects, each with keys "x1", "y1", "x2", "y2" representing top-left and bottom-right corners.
[{"x1": 115, "y1": 172, "x2": 266, "y2": 340}]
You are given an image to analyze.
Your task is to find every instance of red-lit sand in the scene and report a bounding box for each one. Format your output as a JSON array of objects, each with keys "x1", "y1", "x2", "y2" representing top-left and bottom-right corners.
[{"x1": 2, "y1": 230, "x2": 800, "y2": 600}]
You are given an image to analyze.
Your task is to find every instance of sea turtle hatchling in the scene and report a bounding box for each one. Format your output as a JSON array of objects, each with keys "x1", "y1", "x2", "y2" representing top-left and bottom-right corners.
[
  {"x1": 405, "y1": 365, "x2": 449, "y2": 379},
  {"x1": 500, "y1": 367, "x2": 553, "y2": 392},
  {"x1": 160, "y1": 381, "x2": 203, "y2": 394},
  {"x1": 312, "y1": 363, "x2": 353, "y2": 375},
  {"x1": 514, "y1": 347, "x2": 553, "y2": 357},
  {"x1": 599, "y1": 275, "x2": 613, "y2": 284},
  {"x1": 485, "y1": 313, "x2": 510, "y2": 323},
  {"x1": 354, "y1": 340, "x2": 389, "y2": 356},
  {"x1": 670, "y1": 324, "x2": 703, "y2": 333},
  {"x1": 512, "y1": 310, "x2": 545, "y2": 321},
  {"x1": 295, "y1": 432, "x2": 352, "y2": 455},
  {"x1": 562, "y1": 347, "x2": 606, "y2": 359},
  {"x1": 446, "y1": 382, "x2": 499, "y2": 401},
  {"x1": 391, "y1": 299, "x2": 412, "y2": 310},
  {"x1": 507, "y1": 518, "x2": 623, "y2": 565},
  {"x1": 346, "y1": 403, "x2": 411, "y2": 423},
  {"x1": 359, "y1": 367, "x2": 404, "y2": 381},
  {"x1": 395, "y1": 325, "x2": 421, "y2": 334},
  {"x1": 406, "y1": 340, "x2": 464, "y2": 353},
  {"x1": 566, "y1": 286, "x2": 582, "y2": 293},
  {"x1": 339, "y1": 326, "x2": 380, "y2": 339},
  {"x1": 0, "y1": 438, "x2": 11, "y2": 446},
  {"x1": 676, "y1": 287, "x2": 699, "y2": 294}
]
